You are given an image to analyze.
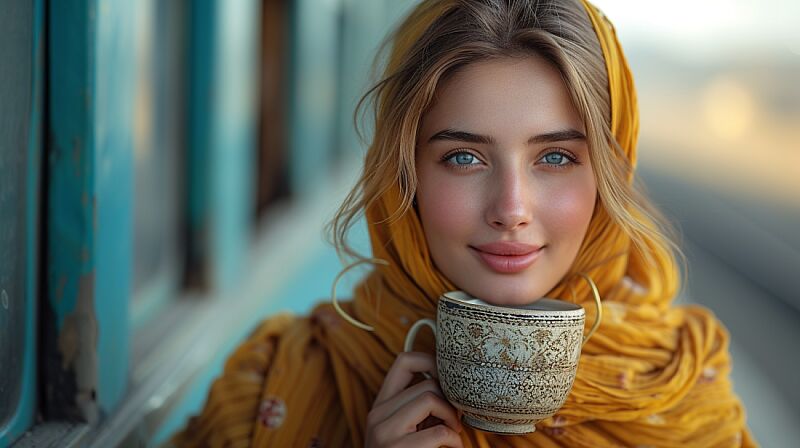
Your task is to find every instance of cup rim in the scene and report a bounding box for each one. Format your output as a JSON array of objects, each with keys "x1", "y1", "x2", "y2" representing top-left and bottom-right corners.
[{"x1": 441, "y1": 290, "x2": 585, "y2": 317}]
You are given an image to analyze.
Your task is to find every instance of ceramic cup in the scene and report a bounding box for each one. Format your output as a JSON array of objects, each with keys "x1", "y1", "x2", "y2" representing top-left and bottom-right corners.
[{"x1": 403, "y1": 287, "x2": 601, "y2": 434}]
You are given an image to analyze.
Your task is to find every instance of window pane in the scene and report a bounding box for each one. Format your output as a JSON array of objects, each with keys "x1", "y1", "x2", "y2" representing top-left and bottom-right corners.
[
  {"x1": 0, "y1": 0, "x2": 34, "y2": 428},
  {"x1": 132, "y1": 0, "x2": 186, "y2": 298}
]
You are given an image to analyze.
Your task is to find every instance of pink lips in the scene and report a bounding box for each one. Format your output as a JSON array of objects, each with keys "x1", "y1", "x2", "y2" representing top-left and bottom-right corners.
[{"x1": 470, "y1": 241, "x2": 544, "y2": 274}]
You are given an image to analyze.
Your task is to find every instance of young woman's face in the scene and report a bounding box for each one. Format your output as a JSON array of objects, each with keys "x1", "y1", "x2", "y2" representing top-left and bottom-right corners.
[{"x1": 415, "y1": 55, "x2": 597, "y2": 306}]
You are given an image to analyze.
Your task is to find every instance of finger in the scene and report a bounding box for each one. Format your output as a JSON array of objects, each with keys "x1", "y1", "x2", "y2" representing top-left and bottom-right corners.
[
  {"x1": 369, "y1": 379, "x2": 444, "y2": 425},
  {"x1": 391, "y1": 391, "x2": 462, "y2": 435},
  {"x1": 394, "y1": 424, "x2": 464, "y2": 448},
  {"x1": 375, "y1": 352, "x2": 436, "y2": 405}
]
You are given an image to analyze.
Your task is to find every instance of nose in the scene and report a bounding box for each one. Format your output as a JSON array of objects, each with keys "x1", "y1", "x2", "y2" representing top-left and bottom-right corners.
[{"x1": 485, "y1": 165, "x2": 533, "y2": 231}]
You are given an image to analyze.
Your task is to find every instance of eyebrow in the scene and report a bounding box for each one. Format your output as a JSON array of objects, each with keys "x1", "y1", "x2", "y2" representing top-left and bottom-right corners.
[{"x1": 427, "y1": 128, "x2": 586, "y2": 145}]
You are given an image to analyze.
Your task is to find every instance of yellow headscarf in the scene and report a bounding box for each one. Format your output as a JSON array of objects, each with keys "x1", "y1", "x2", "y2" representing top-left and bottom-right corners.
[{"x1": 172, "y1": 1, "x2": 755, "y2": 446}]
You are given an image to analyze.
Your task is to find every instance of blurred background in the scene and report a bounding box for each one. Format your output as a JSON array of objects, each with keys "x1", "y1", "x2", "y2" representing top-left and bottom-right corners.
[{"x1": 0, "y1": 0, "x2": 797, "y2": 446}]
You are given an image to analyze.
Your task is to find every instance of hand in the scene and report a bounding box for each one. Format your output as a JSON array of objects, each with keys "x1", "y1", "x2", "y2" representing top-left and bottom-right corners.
[{"x1": 365, "y1": 352, "x2": 464, "y2": 448}]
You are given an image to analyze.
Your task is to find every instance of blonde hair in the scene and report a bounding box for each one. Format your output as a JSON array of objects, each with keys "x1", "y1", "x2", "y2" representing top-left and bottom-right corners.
[{"x1": 326, "y1": 0, "x2": 683, "y2": 301}]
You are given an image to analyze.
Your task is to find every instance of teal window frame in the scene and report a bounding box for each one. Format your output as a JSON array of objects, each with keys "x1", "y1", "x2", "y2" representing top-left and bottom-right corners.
[{"x1": 41, "y1": 0, "x2": 136, "y2": 422}]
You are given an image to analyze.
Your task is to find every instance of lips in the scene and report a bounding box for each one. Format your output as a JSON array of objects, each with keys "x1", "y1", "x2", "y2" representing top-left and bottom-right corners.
[{"x1": 470, "y1": 242, "x2": 544, "y2": 274}]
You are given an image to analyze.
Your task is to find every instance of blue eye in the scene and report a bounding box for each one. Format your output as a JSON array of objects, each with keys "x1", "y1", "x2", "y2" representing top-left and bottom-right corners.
[
  {"x1": 444, "y1": 151, "x2": 480, "y2": 167},
  {"x1": 541, "y1": 151, "x2": 573, "y2": 166},
  {"x1": 454, "y1": 153, "x2": 475, "y2": 164}
]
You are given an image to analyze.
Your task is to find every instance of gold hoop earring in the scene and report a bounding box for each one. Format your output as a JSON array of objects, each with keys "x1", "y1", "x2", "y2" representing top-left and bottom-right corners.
[
  {"x1": 568, "y1": 272, "x2": 603, "y2": 346},
  {"x1": 330, "y1": 257, "x2": 389, "y2": 332}
]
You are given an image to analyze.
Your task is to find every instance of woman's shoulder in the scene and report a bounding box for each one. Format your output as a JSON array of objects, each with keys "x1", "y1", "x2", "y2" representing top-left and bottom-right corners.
[
  {"x1": 220, "y1": 313, "x2": 297, "y2": 374},
  {"x1": 232, "y1": 301, "x2": 335, "y2": 355},
  {"x1": 171, "y1": 310, "x2": 337, "y2": 446},
  {"x1": 232, "y1": 298, "x2": 348, "y2": 362}
]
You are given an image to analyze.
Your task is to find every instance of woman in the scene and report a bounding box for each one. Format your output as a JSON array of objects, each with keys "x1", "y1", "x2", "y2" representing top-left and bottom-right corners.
[{"x1": 173, "y1": 0, "x2": 754, "y2": 446}]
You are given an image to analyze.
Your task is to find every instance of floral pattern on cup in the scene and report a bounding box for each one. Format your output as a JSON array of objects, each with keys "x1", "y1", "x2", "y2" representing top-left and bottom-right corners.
[{"x1": 417, "y1": 292, "x2": 591, "y2": 434}]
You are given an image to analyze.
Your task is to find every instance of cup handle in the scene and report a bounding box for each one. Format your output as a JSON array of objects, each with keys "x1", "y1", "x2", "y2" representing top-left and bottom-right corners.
[
  {"x1": 575, "y1": 273, "x2": 602, "y2": 347},
  {"x1": 403, "y1": 318, "x2": 437, "y2": 379}
]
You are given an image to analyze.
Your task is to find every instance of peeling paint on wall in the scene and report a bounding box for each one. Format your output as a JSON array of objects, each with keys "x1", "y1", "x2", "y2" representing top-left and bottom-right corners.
[{"x1": 56, "y1": 272, "x2": 99, "y2": 423}]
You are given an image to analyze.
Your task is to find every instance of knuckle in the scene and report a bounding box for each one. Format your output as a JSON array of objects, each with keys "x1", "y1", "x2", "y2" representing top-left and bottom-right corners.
[
  {"x1": 395, "y1": 351, "x2": 414, "y2": 365},
  {"x1": 372, "y1": 420, "x2": 392, "y2": 444},
  {"x1": 421, "y1": 390, "x2": 440, "y2": 405},
  {"x1": 430, "y1": 424, "x2": 451, "y2": 440},
  {"x1": 373, "y1": 419, "x2": 387, "y2": 435}
]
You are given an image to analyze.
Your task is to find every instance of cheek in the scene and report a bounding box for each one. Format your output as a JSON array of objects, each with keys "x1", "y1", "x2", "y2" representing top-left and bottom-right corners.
[
  {"x1": 416, "y1": 170, "x2": 481, "y2": 244},
  {"x1": 539, "y1": 176, "x2": 596, "y2": 242}
]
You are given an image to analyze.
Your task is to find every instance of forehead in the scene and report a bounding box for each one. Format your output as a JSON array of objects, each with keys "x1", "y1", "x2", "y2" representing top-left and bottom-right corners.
[{"x1": 419, "y1": 55, "x2": 584, "y2": 140}]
